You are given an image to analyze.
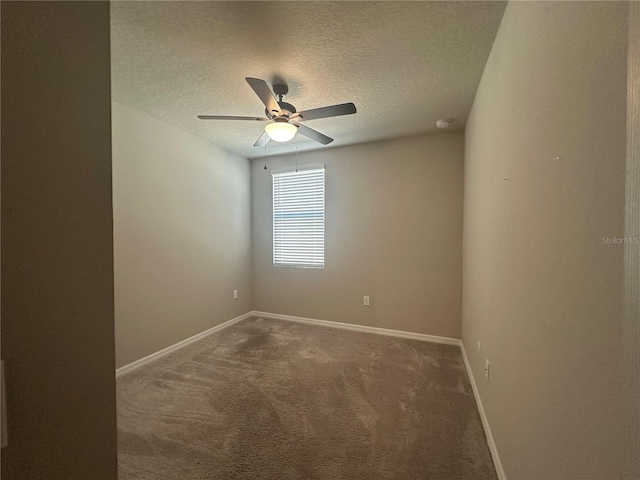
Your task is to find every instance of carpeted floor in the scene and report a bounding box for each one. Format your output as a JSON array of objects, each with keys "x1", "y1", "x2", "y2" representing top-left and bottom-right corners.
[{"x1": 117, "y1": 317, "x2": 497, "y2": 480}]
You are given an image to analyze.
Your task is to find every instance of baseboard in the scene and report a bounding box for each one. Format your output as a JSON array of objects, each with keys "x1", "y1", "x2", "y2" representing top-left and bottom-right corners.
[
  {"x1": 252, "y1": 311, "x2": 462, "y2": 346},
  {"x1": 115, "y1": 311, "x2": 254, "y2": 377},
  {"x1": 117, "y1": 310, "x2": 460, "y2": 377},
  {"x1": 460, "y1": 343, "x2": 507, "y2": 480}
]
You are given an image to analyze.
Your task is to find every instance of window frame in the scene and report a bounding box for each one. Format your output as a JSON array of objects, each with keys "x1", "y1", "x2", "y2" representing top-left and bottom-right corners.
[{"x1": 272, "y1": 164, "x2": 325, "y2": 269}]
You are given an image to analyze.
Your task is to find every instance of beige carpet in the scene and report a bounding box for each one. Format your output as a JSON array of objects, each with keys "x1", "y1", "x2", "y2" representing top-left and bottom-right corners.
[{"x1": 117, "y1": 317, "x2": 497, "y2": 479}]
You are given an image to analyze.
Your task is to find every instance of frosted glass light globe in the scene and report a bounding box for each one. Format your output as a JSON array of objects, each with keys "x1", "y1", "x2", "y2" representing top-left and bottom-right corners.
[{"x1": 265, "y1": 122, "x2": 297, "y2": 142}]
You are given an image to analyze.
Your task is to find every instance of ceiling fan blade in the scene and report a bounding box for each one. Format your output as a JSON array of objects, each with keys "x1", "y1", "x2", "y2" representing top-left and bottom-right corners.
[
  {"x1": 253, "y1": 132, "x2": 270, "y2": 147},
  {"x1": 198, "y1": 115, "x2": 268, "y2": 121},
  {"x1": 245, "y1": 77, "x2": 282, "y2": 116},
  {"x1": 296, "y1": 102, "x2": 356, "y2": 122},
  {"x1": 296, "y1": 124, "x2": 333, "y2": 145}
]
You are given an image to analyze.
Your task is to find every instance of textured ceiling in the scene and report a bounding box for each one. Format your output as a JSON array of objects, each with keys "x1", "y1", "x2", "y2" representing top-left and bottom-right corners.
[{"x1": 111, "y1": 1, "x2": 506, "y2": 159}]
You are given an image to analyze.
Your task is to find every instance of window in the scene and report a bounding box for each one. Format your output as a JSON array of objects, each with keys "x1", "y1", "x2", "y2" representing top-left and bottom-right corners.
[{"x1": 272, "y1": 165, "x2": 325, "y2": 268}]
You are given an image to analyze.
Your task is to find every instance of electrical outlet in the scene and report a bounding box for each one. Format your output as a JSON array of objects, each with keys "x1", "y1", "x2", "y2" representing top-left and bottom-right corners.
[
  {"x1": 363, "y1": 296, "x2": 370, "y2": 306},
  {"x1": 485, "y1": 359, "x2": 490, "y2": 380},
  {"x1": 477, "y1": 341, "x2": 481, "y2": 353},
  {"x1": 233, "y1": 289, "x2": 238, "y2": 300}
]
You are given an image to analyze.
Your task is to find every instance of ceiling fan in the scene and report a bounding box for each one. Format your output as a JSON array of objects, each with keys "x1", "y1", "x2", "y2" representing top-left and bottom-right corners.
[{"x1": 198, "y1": 77, "x2": 356, "y2": 146}]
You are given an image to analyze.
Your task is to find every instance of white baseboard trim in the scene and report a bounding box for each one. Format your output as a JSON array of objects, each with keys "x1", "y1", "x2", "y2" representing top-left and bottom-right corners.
[
  {"x1": 460, "y1": 343, "x2": 507, "y2": 480},
  {"x1": 115, "y1": 311, "x2": 254, "y2": 377},
  {"x1": 252, "y1": 311, "x2": 462, "y2": 346}
]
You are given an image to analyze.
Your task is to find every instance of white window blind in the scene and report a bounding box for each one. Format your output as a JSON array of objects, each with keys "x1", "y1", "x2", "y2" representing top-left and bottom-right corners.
[{"x1": 272, "y1": 166, "x2": 325, "y2": 268}]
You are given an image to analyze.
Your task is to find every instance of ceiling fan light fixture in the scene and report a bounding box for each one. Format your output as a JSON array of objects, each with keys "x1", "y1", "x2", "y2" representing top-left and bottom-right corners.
[
  {"x1": 265, "y1": 121, "x2": 297, "y2": 142},
  {"x1": 197, "y1": 78, "x2": 355, "y2": 146}
]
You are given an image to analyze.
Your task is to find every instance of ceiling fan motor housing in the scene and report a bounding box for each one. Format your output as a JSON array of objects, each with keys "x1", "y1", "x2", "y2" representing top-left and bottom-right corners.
[{"x1": 266, "y1": 101, "x2": 296, "y2": 119}]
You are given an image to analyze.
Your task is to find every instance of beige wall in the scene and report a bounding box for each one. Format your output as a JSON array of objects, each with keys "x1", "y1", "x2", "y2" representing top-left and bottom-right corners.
[
  {"x1": 462, "y1": 2, "x2": 628, "y2": 479},
  {"x1": 252, "y1": 133, "x2": 464, "y2": 338},
  {"x1": 623, "y1": 5, "x2": 640, "y2": 478},
  {"x1": 113, "y1": 103, "x2": 252, "y2": 368},
  {"x1": 1, "y1": 2, "x2": 117, "y2": 478}
]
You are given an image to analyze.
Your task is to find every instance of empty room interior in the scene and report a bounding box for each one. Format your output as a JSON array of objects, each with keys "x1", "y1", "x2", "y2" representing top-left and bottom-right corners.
[{"x1": 1, "y1": 1, "x2": 639, "y2": 480}]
